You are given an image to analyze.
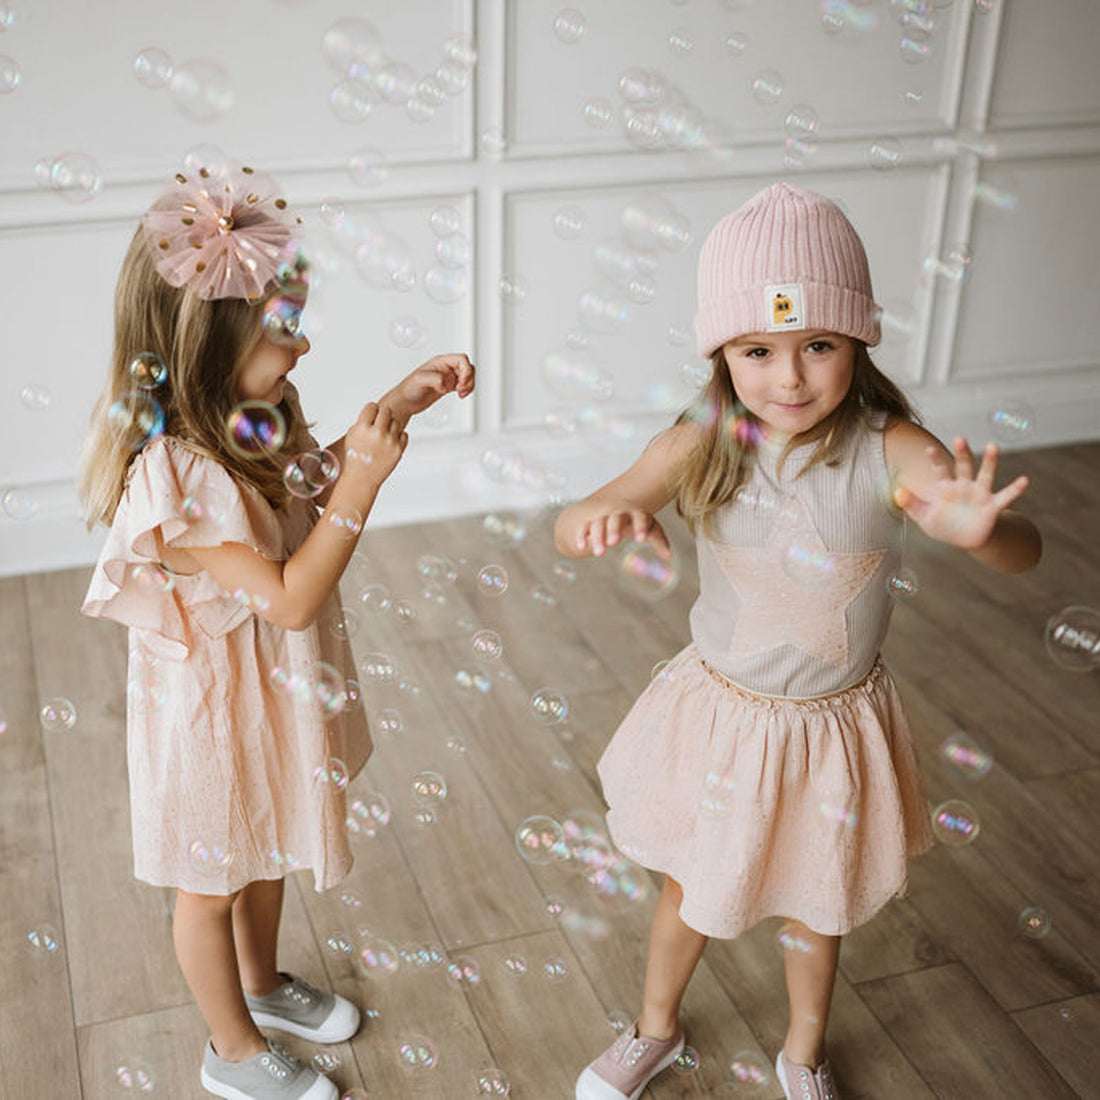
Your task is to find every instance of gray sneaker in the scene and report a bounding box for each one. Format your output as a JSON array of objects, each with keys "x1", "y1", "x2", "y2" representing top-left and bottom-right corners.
[
  {"x1": 200, "y1": 1040, "x2": 338, "y2": 1100},
  {"x1": 244, "y1": 973, "x2": 360, "y2": 1043}
]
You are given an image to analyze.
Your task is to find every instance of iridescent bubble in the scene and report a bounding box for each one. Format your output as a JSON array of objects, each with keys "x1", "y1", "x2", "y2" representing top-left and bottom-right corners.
[
  {"x1": 133, "y1": 47, "x2": 173, "y2": 90},
  {"x1": 552, "y1": 561, "x2": 577, "y2": 583},
  {"x1": 751, "y1": 70, "x2": 784, "y2": 105},
  {"x1": 375, "y1": 708, "x2": 404, "y2": 736},
  {"x1": 319, "y1": 197, "x2": 346, "y2": 228},
  {"x1": 436, "y1": 232, "x2": 471, "y2": 268},
  {"x1": 818, "y1": 791, "x2": 858, "y2": 828},
  {"x1": 681, "y1": 361, "x2": 710, "y2": 390},
  {"x1": 114, "y1": 1059, "x2": 155, "y2": 1092},
  {"x1": 263, "y1": 295, "x2": 305, "y2": 346},
  {"x1": 283, "y1": 449, "x2": 340, "y2": 499},
  {"x1": 443, "y1": 33, "x2": 478, "y2": 68},
  {"x1": 26, "y1": 924, "x2": 60, "y2": 958},
  {"x1": 553, "y1": 8, "x2": 587, "y2": 43},
  {"x1": 939, "y1": 732, "x2": 993, "y2": 779},
  {"x1": 20, "y1": 383, "x2": 51, "y2": 409},
  {"x1": 778, "y1": 924, "x2": 813, "y2": 954},
  {"x1": 128, "y1": 352, "x2": 168, "y2": 389},
  {"x1": 499, "y1": 274, "x2": 528, "y2": 304},
  {"x1": 582, "y1": 98, "x2": 614, "y2": 128},
  {"x1": 672, "y1": 1046, "x2": 700, "y2": 1075},
  {"x1": 424, "y1": 266, "x2": 468, "y2": 303},
  {"x1": 373, "y1": 62, "x2": 417, "y2": 104},
  {"x1": 988, "y1": 401, "x2": 1035, "y2": 442},
  {"x1": 578, "y1": 287, "x2": 630, "y2": 333},
  {"x1": 480, "y1": 127, "x2": 507, "y2": 156},
  {"x1": 667, "y1": 27, "x2": 693, "y2": 55},
  {"x1": 429, "y1": 205, "x2": 461, "y2": 237},
  {"x1": 344, "y1": 678, "x2": 362, "y2": 705},
  {"x1": 435, "y1": 59, "x2": 471, "y2": 95},
  {"x1": 446, "y1": 734, "x2": 467, "y2": 753},
  {"x1": 931, "y1": 799, "x2": 981, "y2": 846},
  {"x1": 188, "y1": 837, "x2": 234, "y2": 876},
  {"x1": 475, "y1": 1066, "x2": 511, "y2": 1096},
  {"x1": 541, "y1": 957, "x2": 569, "y2": 981},
  {"x1": 725, "y1": 31, "x2": 749, "y2": 57},
  {"x1": 360, "y1": 936, "x2": 400, "y2": 975},
  {"x1": 1017, "y1": 906, "x2": 1051, "y2": 939},
  {"x1": 515, "y1": 815, "x2": 568, "y2": 864},
  {"x1": 1044, "y1": 606, "x2": 1100, "y2": 671},
  {"x1": 396, "y1": 1035, "x2": 436, "y2": 1072},
  {"x1": 131, "y1": 562, "x2": 176, "y2": 595},
  {"x1": 530, "y1": 687, "x2": 568, "y2": 725},
  {"x1": 324, "y1": 931, "x2": 354, "y2": 957},
  {"x1": 226, "y1": 401, "x2": 286, "y2": 459},
  {"x1": 728, "y1": 1050, "x2": 771, "y2": 1093},
  {"x1": 393, "y1": 600, "x2": 417, "y2": 625},
  {"x1": 418, "y1": 554, "x2": 458, "y2": 584},
  {"x1": 887, "y1": 567, "x2": 920, "y2": 599},
  {"x1": 39, "y1": 697, "x2": 76, "y2": 732},
  {"x1": 869, "y1": 136, "x2": 904, "y2": 170},
  {"x1": 359, "y1": 651, "x2": 397, "y2": 683},
  {"x1": 619, "y1": 544, "x2": 679, "y2": 601},
  {"x1": 327, "y1": 508, "x2": 363, "y2": 539},
  {"x1": 322, "y1": 16, "x2": 382, "y2": 74},
  {"x1": 313, "y1": 756, "x2": 349, "y2": 790},
  {"x1": 472, "y1": 629, "x2": 503, "y2": 660},
  {"x1": 170, "y1": 59, "x2": 233, "y2": 122},
  {"x1": 46, "y1": 151, "x2": 102, "y2": 203},
  {"x1": 411, "y1": 770, "x2": 447, "y2": 804},
  {"x1": 348, "y1": 791, "x2": 391, "y2": 838},
  {"x1": 784, "y1": 103, "x2": 819, "y2": 136},
  {"x1": 700, "y1": 768, "x2": 736, "y2": 817},
  {"x1": 359, "y1": 583, "x2": 392, "y2": 614},
  {"x1": 388, "y1": 315, "x2": 423, "y2": 348},
  {"x1": 445, "y1": 955, "x2": 481, "y2": 988},
  {"x1": 502, "y1": 953, "x2": 528, "y2": 975},
  {"x1": 0, "y1": 54, "x2": 20, "y2": 93},
  {"x1": 483, "y1": 512, "x2": 527, "y2": 547},
  {"x1": 347, "y1": 146, "x2": 388, "y2": 187},
  {"x1": 530, "y1": 584, "x2": 556, "y2": 608},
  {"x1": 313, "y1": 1051, "x2": 341, "y2": 1075},
  {"x1": 476, "y1": 565, "x2": 509, "y2": 596},
  {"x1": 782, "y1": 536, "x2": 836, "y2": 589}
]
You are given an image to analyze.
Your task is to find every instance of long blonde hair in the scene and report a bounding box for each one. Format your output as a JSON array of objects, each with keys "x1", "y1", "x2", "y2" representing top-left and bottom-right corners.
[
  {"x1": 79, "y1": 227, "x2": 312, "y2": 528},
  {"x1": 672, "y1": 340, "x2": 918, "y2": 534}
]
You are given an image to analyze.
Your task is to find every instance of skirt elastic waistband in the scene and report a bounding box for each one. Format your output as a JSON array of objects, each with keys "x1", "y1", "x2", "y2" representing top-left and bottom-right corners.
[{"x1": 699, "y1": 656, "x2": 885, "y2": 710}]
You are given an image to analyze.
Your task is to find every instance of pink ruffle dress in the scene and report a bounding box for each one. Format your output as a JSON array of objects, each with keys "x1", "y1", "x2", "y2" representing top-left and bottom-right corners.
[{"x1": 82, "y1": 434, "x2": 371, "y2": 895}]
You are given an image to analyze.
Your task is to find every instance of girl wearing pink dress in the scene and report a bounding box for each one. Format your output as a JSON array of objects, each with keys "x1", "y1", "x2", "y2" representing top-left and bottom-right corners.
[
  {"x1": 80, "y1": 159, "x2": 474, "y2": 1100},
  {"x1": 557, "y1": 183, "x2": 1041, "y2": 1100}
]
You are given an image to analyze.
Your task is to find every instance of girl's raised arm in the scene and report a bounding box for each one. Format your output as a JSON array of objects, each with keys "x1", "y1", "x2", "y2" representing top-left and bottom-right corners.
[
  {"x1": 162, "y1": 404, "x2": 406, "y2": 631},
  {"x1": 554, "y1": 422, "x2": 698, "y2": 560}
]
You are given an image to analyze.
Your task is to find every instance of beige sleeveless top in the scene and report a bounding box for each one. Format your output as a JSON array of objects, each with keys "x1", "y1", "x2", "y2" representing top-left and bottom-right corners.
[{"x1": 690, "y1": 413, "x2": 901, "y2": 699}]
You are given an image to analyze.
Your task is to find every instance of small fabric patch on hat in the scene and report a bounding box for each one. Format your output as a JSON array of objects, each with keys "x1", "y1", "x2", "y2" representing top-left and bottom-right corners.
[{"x1": 764, "y1": 282, "x2": 806, "y2": 332}]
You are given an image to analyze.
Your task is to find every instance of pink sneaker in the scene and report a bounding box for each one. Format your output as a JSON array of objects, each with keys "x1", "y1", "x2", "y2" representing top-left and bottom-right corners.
[
  {"x1": 575, "y1": 1023, "x2": 685, "y2": 1100},
  {"x1": 775, "y1": 1049, "x2": 841, "y2": 1100}
]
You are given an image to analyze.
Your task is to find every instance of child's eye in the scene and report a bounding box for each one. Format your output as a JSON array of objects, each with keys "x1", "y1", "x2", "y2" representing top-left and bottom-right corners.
[
  {"x1": 807, "y1": 340, "x2": 834, "y2": 353},
  {"x1": 745, "y1": 347, "x2": 769, "y2": 359}
]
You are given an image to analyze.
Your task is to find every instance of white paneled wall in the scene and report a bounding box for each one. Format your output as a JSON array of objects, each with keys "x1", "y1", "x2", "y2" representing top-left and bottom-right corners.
[{"x1": 0, "y1": 0, "x2": 1098, "y2": 576}]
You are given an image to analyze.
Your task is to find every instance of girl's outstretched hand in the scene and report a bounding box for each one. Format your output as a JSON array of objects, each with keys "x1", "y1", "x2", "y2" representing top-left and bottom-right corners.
[
  {"x1": 343, "y1": 402, "x2": 409, "y2": 493},
  {"x1": 893, "y1": 437, "x2": 1030, "y2": 550},
  {"x1": 382, "y1": 353, "x2": 476, "y2": 426},
  {"x1": 576, "y1": 499, "x2": 671, "y2": 559}
]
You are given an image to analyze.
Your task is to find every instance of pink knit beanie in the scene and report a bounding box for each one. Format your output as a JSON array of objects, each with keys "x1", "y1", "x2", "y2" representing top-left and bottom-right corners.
[{"x1": 694, "y1": 182, "x2": 880, "y2": 357}]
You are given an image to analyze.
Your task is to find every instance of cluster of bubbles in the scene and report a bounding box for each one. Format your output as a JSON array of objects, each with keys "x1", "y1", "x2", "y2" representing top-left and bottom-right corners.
[
  {"x1": 283, "y1": 449, "x2": 340, "y2": 499},
  {"x1": 132, "y1": 47, "x2": 234, "y2": 122},
  {"x1": 33, "y1": 151, "x2": 103, "y2": 202},
  {"x1": 322, "y1": 19, "x2": 477, "y2": 127}
]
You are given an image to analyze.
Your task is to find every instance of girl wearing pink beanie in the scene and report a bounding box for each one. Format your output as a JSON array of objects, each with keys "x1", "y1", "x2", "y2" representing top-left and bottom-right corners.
[{"x1": 556, "y1": 182, "x2": 1041, "y2": 1100}]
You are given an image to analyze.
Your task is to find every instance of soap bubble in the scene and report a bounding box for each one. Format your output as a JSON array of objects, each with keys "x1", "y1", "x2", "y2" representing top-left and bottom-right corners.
[
  {"x1": 502, "y1": 953, "x2": 528, "y2": 975},
  {"x1": 530, "y1": 687, "x2": 568, "y2": 724},
  {"x1": 939, "y1": 732, "x2": 993, "y2": 780},
  {"x1": 1017, "y1": 906, "x2": 1051, "y2": 939},
  {"x1": 784, "y1": 103, "x2": 819, "y2": 136},
  {"x1": 480, "y1": 127, "x2": 507, "y2": 156},
  {"x1": 869, "y1": 136, "x2": 904, "y2": 170},
  {"x1": 725, "y1": 31, "x2": 749, "y2": 57},
  {"x1": 312, "y1": 1052, "x2": 341, "y2": 1075},
  {"x1": 931, "y1": 799, "x2": 980, "y2": 846},
  {"x1": 133, "y1": 47, "x2": 173, "y2": 89},
  {"x1": 475, "y1": 1067, "x2": 511, "y2": 1096},
  {"x1": 619, "y1": 544, "x2": 679, "y2": 600},
  {"x1": 1044, "y1": 606, "x2": 1100, "y2": 671},
  {"x1": 472, "y1": 629, "x2": 503, "y2": 659},
  {"x1": 515, "y1": 815, "x2": 568, "y2": 864},
  {"x1": 283, "y1": 449, "x2": 339, "y2": 498},
  {"x1": 359, "y1": 936, "x2": 400, "y2": 975},
  {"x1": 2, "y1": 489, "x2": 38, "y2": 521},
  {"x1": 347, "y1": 791, "x2": 391, "y2": 838},
  {"x1": 46, "y1": 152, "x2": 103, "y2": 203},
  {"x1": 445, "y1": 955, "x2": 481, "y2": 988},
  {"x1": 39, "y1": 697, "x2": 77, "y2": 732},
  {"x1": 189, "y1": 837, "x2": 234, "y2": 876},
  {"x1": 396, "y1": 1035, "x2": 436, "y2": 1072},
  {"x1": 226, "y1": 401, "x2": 286, "y2": 459},
  {"x1": 26, "y1": 924, "x2": 60, "y2": 958},
  {"x1": 313, "y1": 756, "x2": 350, "y2": 790},
  {"x1": 988, "y1": 402, "x2": 1035, "y2": 442},
  {"x1": 728, "y1": 1050, "x2": 771, "y2": 1093},
  {"x1": 359, "y1": 652, "x2": 397, "y2": 683},
  {"x1": 0, "y1": 54, "x2": 20, "y2": 93},
  {"x1": 20, "y1": 384, "x2": 52, "y2": 409},
  {"x1": 443, "y1": 33, "x2": 478, "y2": 68},
  {"x1": 322, "y1": 16, "x2": 381, "y2": 74},
  {"x1": 114, "y1": 1059, "x2": 155, "y2": 1091},
  {"x1": 411, "y1": 770, "x2": 447, "y2": 804},
  {"x1": 541, "y1": 957, "x2": 569, "y2": 981},
  {"x1": 424, "y1": 267, "x2": 468, "y2": 303},
  {"x1": 671, "y1": 1046, "x2": 700, "y2": 1074},
  {"x1": 499, "y1": 274, "x2": 528, "y2": 304},
  {"x1": 436, "y1": 233, "x2": 471, "y2": 268},
  {"x1": 667, "y1": 27, "x2": 693, "y2": 55},
  {"x1": 553, "y1": 8, "x2": 587, "y2": 43},
  {"x1": 170, "y1": 59, "x2": 233, "y2": 122},
  {"x1": 329, "y1": 78, "x2": 374, "y2": 123},
  {"x1": 476, "y1": 565, "x2": 509, "y2": 596},
  {"x1": 552, "y1": 205, "x2": 586, "y2": 239},
  {"x1": 582, "y1": 98, "x2": 614, "y2": 128},
  {"x1": 887, "y1": 567, "x2": 920, "y2": 599},
  {"x1": 429, "y1": 205, "x2": 461, "y2": 236},
  {"x1": 751, "y1": 70, "x2": 784, "y2": 105},
  {"x1": 129, "y1": 352, "x2": 168, "y2": 389}
]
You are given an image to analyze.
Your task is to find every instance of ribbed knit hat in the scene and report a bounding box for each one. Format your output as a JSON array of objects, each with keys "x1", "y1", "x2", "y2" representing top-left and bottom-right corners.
[{"x1": 694, "y1": 182, "x2": 880, "y2": 357}]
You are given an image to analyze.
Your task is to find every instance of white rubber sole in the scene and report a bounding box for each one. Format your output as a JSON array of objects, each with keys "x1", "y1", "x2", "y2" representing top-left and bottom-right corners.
[
  {"x1": 775, "y1": 1051, "x2": 793, "y2": 1100},
  {"x1": 249, "y1": 999, "x2": 360, "y2": 1043},
  {"x1": 575, "y1": 1039, "x2": 685, "y2": 1100},
  {"x1": 200, "y1": 1066, "x2": 338, "y2": 1100}
]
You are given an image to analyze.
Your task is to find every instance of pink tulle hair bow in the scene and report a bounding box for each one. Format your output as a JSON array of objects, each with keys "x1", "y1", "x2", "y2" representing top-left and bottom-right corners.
[{"x1": 143, "y1": 161, "x2": 303, "y2": 301}]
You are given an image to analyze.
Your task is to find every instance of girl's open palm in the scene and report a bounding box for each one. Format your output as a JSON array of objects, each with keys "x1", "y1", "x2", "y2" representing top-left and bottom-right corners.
[{"x1": 893, "y1": 437, "x2": 1030, "y2": 550}]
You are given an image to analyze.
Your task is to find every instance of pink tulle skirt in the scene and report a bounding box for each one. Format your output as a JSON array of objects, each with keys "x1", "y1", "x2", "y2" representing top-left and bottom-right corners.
[{"x1": 598, "y1": 646, "x2": 935, "y2": 938}]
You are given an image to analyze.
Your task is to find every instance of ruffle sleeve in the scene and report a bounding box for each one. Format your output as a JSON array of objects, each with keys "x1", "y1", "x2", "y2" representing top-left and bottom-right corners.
[{"x1": 81, "y1": 435, "x2": 285, "y2": 660}]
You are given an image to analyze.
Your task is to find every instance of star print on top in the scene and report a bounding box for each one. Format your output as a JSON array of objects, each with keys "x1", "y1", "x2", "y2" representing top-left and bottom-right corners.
[
  {"x1": 709, "y1": 496, "x2": 886, "y2": 670},
  {"x1": 689, "y1": 412, "x2": 902, "y2": 698}
]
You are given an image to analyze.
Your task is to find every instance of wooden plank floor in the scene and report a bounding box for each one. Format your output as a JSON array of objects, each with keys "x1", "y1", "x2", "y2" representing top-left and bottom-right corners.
[{"x1": 2, "y1": 440, "x2": 1098, "y2": 1099}]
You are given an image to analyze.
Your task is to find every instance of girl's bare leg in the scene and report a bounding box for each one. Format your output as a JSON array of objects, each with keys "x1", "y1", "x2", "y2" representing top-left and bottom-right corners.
[
  {"x1": 173, "y1": 889, "x2": 267, "y2": 1062},
  {"x1": 780, "y1": 918, "x2": 841, "y2": 1067},
  {"x1": 232, "y1": 877, "x2": 286, "y2": 997},
  {"x1": 636, "y1": 876, "x2": 709, "y2": 1040}
]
